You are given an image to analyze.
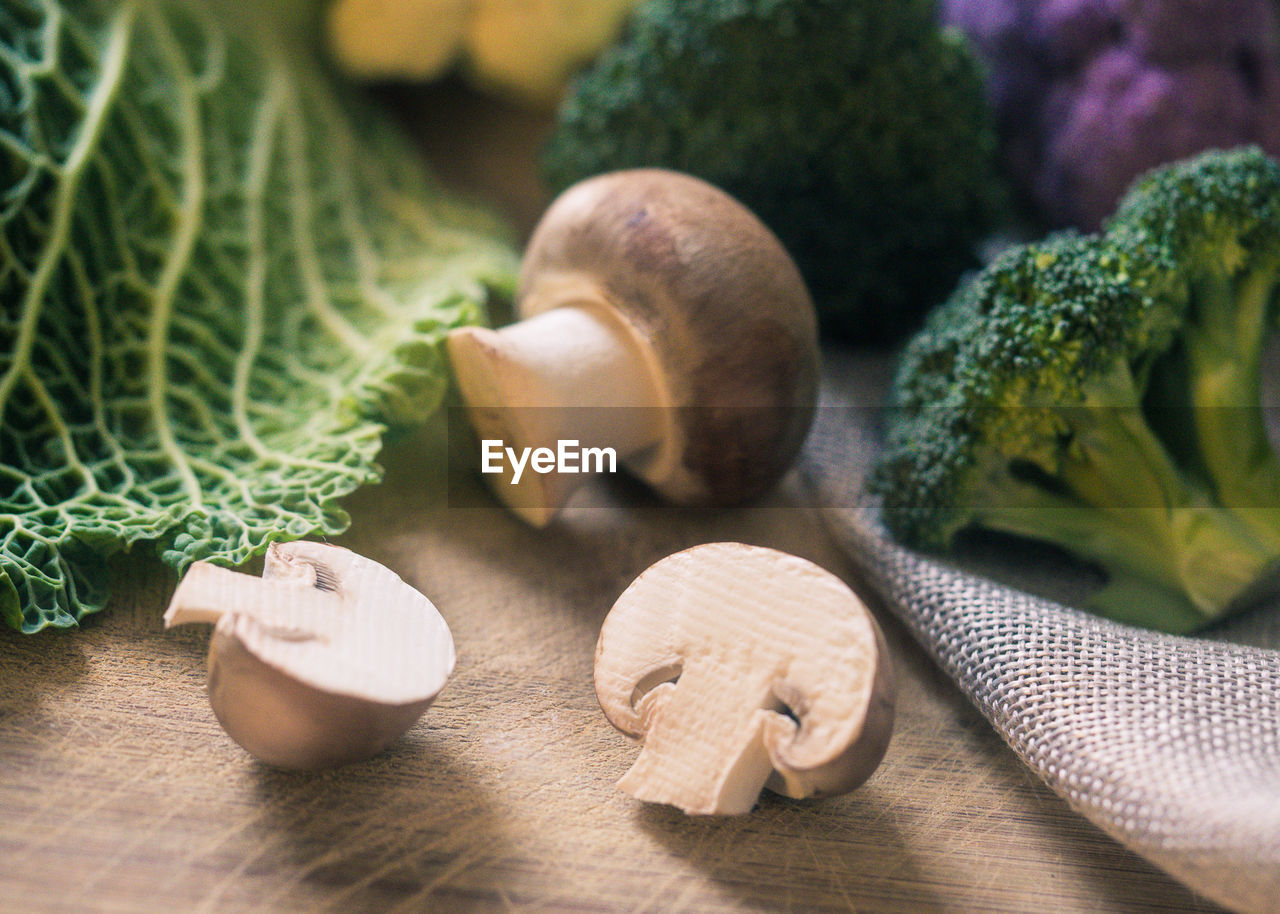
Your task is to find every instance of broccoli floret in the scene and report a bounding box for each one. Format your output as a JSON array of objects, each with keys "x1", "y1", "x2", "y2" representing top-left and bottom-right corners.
[
  {"x1": 541, "y1": 0, "x2": 1006, "y2": 343},
  {"x1": 873, "y1": 147, "x2": 1280, "y2": 633}
]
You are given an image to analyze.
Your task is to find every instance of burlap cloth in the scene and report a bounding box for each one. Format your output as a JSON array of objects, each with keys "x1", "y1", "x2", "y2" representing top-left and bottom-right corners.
[{"x1": 804, "y1": 351, "x2": 1280, "y2": 914}]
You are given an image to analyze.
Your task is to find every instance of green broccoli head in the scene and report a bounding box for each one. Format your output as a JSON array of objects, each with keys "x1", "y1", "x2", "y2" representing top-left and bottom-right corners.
[
  {"x1": 874, "y1": 147, "x2": 1280, "y2": 633},
  {"x1": 541, "y1": 0, "x2": 1006, "y2": 342},
  {"x1": 877, "y1": 233, "x2": 1178, "y2": 545}
]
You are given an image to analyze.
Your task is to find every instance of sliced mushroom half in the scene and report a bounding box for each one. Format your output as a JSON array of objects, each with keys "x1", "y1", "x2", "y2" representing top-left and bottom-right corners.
[
  {"x1": 594, "y1": 542, "x2": 895, "y2": 815},
  {"x1": 165, "y1": 541, "x2": 455, "y2": 770}
]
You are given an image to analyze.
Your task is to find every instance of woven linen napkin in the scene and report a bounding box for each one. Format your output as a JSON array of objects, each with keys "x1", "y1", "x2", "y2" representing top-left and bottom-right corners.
[{"x1": 803, "y1": 351, "x2": 1280, "y2": 914}]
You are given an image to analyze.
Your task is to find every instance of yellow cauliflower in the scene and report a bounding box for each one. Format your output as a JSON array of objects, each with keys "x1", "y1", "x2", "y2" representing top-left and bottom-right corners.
[{"x1": 328, "y1": 0, "x2": 639, "y2": 107}]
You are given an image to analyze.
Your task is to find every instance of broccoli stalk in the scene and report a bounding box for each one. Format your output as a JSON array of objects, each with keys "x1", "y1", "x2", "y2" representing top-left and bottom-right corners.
[
  {"x1": 1117, "y1": 156, "x2": 1280, "y2": 543},
  {"x1": 875, "y1": 147, "x2": 1280, "y2": 634},
  {"x1": 975, "y1": 391, "x2": 1280, "y2": 632},
  {"x1": 959, "y1": 359, "x2": 1279, "y2": 632},
  {"x1": 1164, "y1": 264, "x2": 1280, "y2": 528}
]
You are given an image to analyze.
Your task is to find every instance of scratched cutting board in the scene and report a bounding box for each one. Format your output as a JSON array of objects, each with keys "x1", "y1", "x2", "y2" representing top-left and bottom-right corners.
[{"x1": 0, "y1": 412, "x2": 1222, "y2": 913}]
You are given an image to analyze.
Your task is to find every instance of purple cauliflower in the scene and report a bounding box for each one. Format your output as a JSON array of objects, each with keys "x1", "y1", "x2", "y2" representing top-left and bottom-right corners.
[{"x1": 942, "y1": 0, "x2": 1280, "y2": 229}]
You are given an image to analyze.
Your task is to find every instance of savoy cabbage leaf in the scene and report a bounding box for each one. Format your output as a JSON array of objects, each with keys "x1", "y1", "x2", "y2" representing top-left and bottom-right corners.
[{"x1": 0, "y1": 0, "x2": 519, "y2": 632}]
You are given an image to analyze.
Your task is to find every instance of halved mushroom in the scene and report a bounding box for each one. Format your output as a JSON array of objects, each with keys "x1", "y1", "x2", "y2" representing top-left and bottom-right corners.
[
  {"x1": 164, "y1": 541, "x2": 455, "y2": 770},
  {"x1": 447, "y1": 169, "x2": 819, "y2": 525},
  {"x1": 594, "y1": 543, "x2": 895, "y2": 815}
]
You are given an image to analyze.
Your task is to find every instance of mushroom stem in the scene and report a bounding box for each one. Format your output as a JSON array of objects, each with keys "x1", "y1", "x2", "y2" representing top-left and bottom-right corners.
[
  {"x1": 447, "y1": 303, "x2": 669, "y2": 525},
  {"x1": 165, "y1": 562, "x2": 339, "y2": 641},
  {"x1": 619, "y1": 667, "x2": 781, "y2": 815}
]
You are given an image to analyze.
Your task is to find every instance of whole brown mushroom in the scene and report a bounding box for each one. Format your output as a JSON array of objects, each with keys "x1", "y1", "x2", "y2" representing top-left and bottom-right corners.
[{"x1": 447, "y1": 169, "x2": 819, "y2": 525}]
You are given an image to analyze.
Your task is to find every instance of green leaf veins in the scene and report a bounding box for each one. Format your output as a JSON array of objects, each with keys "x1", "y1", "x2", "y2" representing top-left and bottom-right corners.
[{"x1": 0, "y1": 0, "x2": 518, "y2": 631}]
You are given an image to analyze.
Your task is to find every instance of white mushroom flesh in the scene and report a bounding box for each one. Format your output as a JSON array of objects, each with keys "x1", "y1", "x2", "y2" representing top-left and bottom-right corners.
[
  {"x1": 168, "y1": 541, "x2": 454, "y2": 706},
  {"x1": 595, "y1": 543, "x2": 894, "y2": 815}
]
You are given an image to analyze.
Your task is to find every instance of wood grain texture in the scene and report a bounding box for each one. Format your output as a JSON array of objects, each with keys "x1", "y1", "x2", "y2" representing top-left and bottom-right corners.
[
  {"x1": 0, "y1": 420, "x2": 1224, "y2": 913},
  {"x1": 0, "y1": 84, "x2": 1227, "y2": 914}
]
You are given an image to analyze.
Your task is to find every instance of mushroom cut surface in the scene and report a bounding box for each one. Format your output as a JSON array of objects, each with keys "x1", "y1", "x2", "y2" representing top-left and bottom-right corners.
[{"x1": 594, "y1": 542, "x2": 895, "y2": 815}]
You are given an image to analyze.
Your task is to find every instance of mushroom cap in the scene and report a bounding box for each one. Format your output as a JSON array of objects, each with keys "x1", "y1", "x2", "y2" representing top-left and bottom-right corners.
[
  {"x1": 517, "y1": 169, "x2": 820, "y2": 506},
  {"x1": 207, "y1": 628, "x2": 438, "y2": 770}
]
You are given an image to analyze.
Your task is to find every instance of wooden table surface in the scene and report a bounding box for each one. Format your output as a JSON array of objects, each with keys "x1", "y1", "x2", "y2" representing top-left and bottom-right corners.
[{"x1": 0, "y1": 85, "x2": 1228, "y2": 913}]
